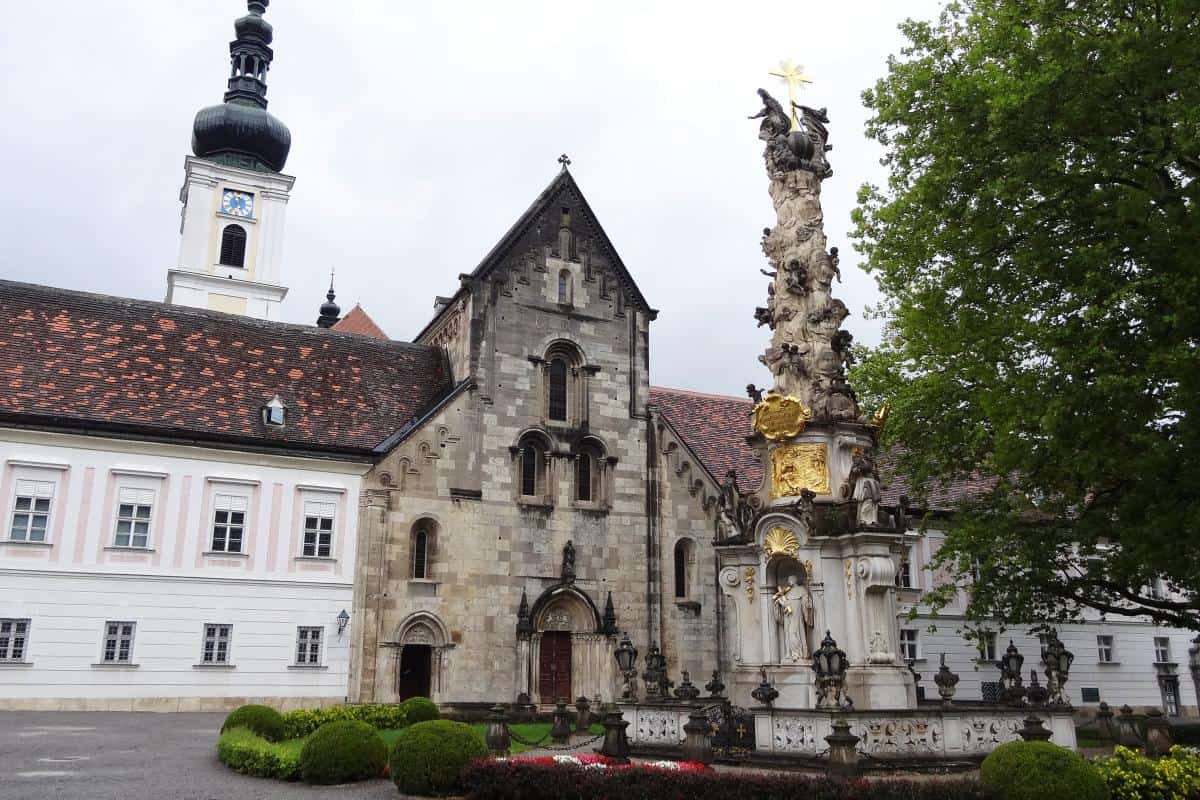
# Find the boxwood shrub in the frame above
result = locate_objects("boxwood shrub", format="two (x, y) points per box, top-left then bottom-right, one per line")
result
(390, 719), (486, 796)
(281, 703), (408, 739)
(463, 760), (995, 800)
(298, 719), (387, 785)
(400, 696), (440, 725)
(980, 741), (1108, 800)
(220, 704), (286, 742)
(217, 727), (302, 780)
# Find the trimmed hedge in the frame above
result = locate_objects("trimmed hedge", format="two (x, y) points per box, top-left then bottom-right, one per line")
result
(390, 719), (486, 796)
(299, 720), (387, 785)
(463, 760), (995, 800)
(217, 727), (303, 780)
(400, 696), (440, 725)
(281, 703), (408, 739)
(980, 741), (1108, 800)
(220, 704), (286, 743)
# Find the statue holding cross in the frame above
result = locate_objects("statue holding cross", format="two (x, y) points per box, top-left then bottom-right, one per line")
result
(748, 61), (833, 179)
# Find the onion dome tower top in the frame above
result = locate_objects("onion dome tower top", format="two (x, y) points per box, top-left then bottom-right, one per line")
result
(316, 275), (341, 328)
(191, 1), (292, 173)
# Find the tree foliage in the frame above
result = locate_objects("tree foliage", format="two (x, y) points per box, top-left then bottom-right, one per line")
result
(851, 0), (1200, 630)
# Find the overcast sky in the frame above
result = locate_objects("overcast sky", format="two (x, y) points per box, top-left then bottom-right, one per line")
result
(0, 0), (943, 396)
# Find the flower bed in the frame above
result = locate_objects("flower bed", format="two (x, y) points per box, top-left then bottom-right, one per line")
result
(462, 759), (994, 800)
(497, 753), (708, 771)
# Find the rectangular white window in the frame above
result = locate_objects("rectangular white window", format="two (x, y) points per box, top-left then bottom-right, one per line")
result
(302, 501), (335, 558)
(10, 480), (53, 542)
(0, 619), (30, 662)
(1154, 636), (1170, 664)
(1097, 635), (1115, 663)
(899, 629), (919, 661)
(211, 495), (247, 553)
(113, 488), (153, 548)
(101, 621), (136, 664)
(201, 624), (232, 664)
(979, 632), (997, 662)
(295, 626), (322, 665)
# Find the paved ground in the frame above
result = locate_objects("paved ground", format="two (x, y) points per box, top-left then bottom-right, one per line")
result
(0, 712), (399, 800)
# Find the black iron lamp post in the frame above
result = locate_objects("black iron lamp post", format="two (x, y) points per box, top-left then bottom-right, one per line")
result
(1041, 629), (1075, 707)
(614, 633), (639, 701)
(812, 631), (849, 709)
(997, 640), (1027, 705)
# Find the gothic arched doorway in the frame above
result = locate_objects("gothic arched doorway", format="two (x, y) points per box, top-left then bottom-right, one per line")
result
(393, 612), (450, 702)
(523, 585), (613, 705)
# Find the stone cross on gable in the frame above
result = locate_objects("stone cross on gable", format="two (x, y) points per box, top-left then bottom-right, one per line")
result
(558, 153), (571, 169)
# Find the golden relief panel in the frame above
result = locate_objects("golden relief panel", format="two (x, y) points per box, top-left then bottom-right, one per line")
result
(752, 392), (813, 442)
(770, 443), (830, 498)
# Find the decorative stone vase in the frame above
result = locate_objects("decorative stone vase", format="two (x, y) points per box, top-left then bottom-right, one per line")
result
(1115, 704), (1143, 749)
(674, 670), (701, 703)
(825, 716), (860, 779)
(704, 670), (726, 699)
(1026, 670), (1049, 706)
(550, 699), (572, 744)
(575, 696), (591, 731)
(1095, 702), (1115, 742)
(1018, 714), (1053, 742)
(751, 667), (779, 707)
(934, 653), (960, 707)
(598, 705), (631, 764)
(681, 708), (714, 765)
(1144, 707), (1174, 757)
(484, 704), (511, 756)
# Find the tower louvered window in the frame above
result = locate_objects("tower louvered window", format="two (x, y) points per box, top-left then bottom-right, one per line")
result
(219, 224), (247, 267)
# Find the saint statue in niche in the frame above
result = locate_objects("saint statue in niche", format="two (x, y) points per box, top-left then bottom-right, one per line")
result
(772, 574), (814, 662)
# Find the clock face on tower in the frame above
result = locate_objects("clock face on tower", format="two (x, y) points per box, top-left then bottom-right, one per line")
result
(221, 189), (254, 218)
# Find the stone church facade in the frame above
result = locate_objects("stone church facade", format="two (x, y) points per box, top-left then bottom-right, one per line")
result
(347, 168), (725, 709)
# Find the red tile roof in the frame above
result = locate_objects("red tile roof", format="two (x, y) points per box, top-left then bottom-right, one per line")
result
(650, 387), (764, 491)
(650, 386), (983, 511)
(0, 281), (450, 456)
(332, 304), (388, 340)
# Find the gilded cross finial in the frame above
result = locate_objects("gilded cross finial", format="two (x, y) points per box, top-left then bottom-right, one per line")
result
(769, 59), (813, 130)
(558, 153), (571, 169)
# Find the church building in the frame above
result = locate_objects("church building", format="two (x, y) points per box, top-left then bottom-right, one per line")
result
(1, 0), (1195, 721)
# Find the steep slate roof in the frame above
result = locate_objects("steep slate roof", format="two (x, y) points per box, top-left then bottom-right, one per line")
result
(332, 304), (389, 339)
(0, 280), (451, 457)
(415, 167), (655, 341)
(650, 386), (980, 512)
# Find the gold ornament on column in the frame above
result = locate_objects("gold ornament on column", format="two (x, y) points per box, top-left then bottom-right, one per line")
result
(770, 443), (830, 497)
(763, 527), (801, 560)
(752, 391), (813, 441)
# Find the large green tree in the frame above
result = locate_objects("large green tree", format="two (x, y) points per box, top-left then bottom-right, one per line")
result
(851, 0), (1200, 631)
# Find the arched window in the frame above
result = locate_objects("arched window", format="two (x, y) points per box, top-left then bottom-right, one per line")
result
(518, 448), (537, 496)
(558, 270), (571, 304)
(575, 452), (592, 502)
(219, 224), (247, 268)
(411, 520), (433, 579)
(674, 539), (695, 598)
(548, 359), (569, 422)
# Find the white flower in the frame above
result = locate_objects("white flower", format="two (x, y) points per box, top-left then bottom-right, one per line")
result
(553, 755), (581, 765)
(648, 760), (680, 770)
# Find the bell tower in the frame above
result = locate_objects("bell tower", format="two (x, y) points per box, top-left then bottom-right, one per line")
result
(166, 0), (293, 319)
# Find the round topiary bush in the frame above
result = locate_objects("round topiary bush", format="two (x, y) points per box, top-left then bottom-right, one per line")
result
(220, 704), (286, 743)
(298, 719), (387, 785)
(981, 740), (1109, 800)
(389, 719), (486, 796)
(400, 696), (440, 724)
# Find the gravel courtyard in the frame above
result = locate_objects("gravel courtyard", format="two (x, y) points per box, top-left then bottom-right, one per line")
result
(0, 711), (400, 800)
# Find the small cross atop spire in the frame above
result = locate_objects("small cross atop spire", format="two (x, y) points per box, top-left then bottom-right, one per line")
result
(558, 153), (572, 169)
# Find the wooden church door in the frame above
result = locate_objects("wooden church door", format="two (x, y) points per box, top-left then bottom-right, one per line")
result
(538, 632), (572, 702)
